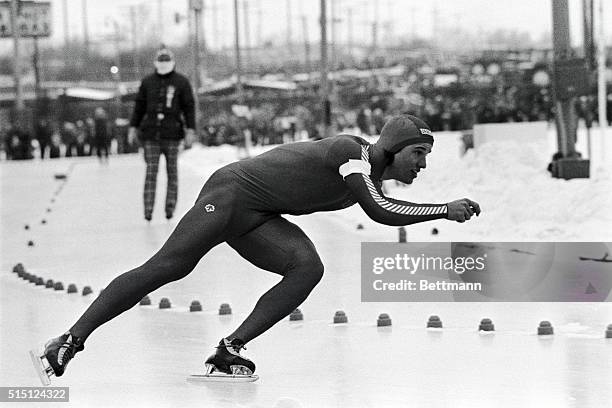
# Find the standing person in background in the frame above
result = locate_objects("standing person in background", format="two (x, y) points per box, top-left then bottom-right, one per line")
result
(61, 122), (78, 158)
(93, 108), (110, 163)
(35, 119), (53, 159)
(84, 117), (95, 156)
(128, 48), (196, 222)
(75, 120), (88, 157)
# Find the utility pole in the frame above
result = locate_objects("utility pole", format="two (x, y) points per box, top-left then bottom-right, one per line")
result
(320, 0), (330, 138)
(552, 0), (576, 158)
(371, 0), (378, 51)
(596, 0), (607, 160)
(10, 0), (24, 122)
(330, 0), (336, 67)
(286, 0), (292, 52)
(346, 7), (353, 61)
(301, 15), (311, 74)
(191, 0), (203, 130)
(243, 0), (251, 71)
(583, 0), (595, 71)
(233, 0), (244, 103)
(129, 6), (140, 77)
(62, 0), (69, 48)
(211, 0), (219, 50)
(549, 0), (590, 178)
(82, 0), (89, 53)
(33, 35), (41, 122)
(257, 0), (262, 49)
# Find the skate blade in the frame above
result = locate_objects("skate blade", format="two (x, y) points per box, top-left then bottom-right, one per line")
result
(187, 373), (259, 383)
(29, 349), (52, 386)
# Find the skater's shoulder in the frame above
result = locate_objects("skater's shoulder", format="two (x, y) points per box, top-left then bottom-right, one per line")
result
(329, 133), (370, 148)
(324, 133), (370, 155)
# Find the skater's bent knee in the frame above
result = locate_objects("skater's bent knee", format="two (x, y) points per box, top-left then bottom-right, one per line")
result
(290, 255), (324, 287)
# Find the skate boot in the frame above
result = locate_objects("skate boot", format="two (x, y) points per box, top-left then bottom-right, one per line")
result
(204, 338), (255, 376)
(30, 332), (84, 385)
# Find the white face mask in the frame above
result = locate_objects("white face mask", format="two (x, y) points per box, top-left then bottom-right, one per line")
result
(155, 61), (175, 75)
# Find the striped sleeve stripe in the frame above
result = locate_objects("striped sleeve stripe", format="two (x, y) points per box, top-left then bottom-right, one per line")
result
(360, 145), (447, 216)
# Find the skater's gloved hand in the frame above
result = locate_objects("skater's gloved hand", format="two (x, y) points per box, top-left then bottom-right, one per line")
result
(446, 198), (481, 223)
(184, 128), (196, 149)
(128, 127), (137, 145)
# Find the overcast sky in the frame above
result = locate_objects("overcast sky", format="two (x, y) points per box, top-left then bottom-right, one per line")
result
(2, 0), (610, 54)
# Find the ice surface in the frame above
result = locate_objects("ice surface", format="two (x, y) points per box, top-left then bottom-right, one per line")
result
(1, 128), (612, 407)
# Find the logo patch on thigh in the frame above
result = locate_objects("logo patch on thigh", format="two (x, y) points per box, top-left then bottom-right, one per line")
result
(205, 204), (215, 213)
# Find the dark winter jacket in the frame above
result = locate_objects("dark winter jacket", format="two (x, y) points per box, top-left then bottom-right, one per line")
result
(130, 70), (195, 141)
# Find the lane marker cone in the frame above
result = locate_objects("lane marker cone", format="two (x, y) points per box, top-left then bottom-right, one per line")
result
(538, 321), (553, 335)
(190, 300), (202, 312)
(377, 313), (392, 327)
(333, 310), (348, 324)
(289, 309), (303, 321)
(219, 303), (232, 315)
(427, 315), (443, 328)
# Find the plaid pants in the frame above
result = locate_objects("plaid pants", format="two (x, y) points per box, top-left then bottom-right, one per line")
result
(143, 139), (180, 217)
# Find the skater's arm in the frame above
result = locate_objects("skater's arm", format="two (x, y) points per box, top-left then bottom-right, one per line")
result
(328, 137), (480, 225)
(344, 174), (448, 226)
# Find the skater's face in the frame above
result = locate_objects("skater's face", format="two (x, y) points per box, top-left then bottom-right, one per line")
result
(382, 143), (432, 184)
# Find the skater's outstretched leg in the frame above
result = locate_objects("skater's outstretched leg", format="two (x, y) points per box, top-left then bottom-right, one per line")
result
(35, 168), (271, 382)
(227, 216), (324, 344)
(69, 170), (249, 342)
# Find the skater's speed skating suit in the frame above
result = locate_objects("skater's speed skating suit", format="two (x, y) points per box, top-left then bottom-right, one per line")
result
(70, 135), (447, 344)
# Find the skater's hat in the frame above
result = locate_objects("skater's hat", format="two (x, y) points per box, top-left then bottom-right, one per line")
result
(377, 114), (434, 154)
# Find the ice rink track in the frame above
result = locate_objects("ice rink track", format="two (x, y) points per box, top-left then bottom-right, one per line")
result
(2, 130), (612, 408)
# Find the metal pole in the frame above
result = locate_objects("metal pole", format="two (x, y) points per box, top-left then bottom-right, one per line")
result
(243, 0), (250, 70)
(233, 0), (243, 103)
(372, 0), (378, 50)
(583, 0), (594, 160)
(552, 0), (576, 158)
(63, 0), (69, 48)
(82, 0), (89, 52)
(130, 6), (139, 77)
(320, 0), (330, 138)
(330, 0), (336, 67)
(212, 0), (218, 50)
(347, 8), (353, 62)
(11, 0), (24, 121)
(33, 35), (40, 104)
(286, 0), (292, 51)
(597, 0), (607, 159)
(113, 21), (122, 118)
(301, 15), (311, 74)
(257, 0), (262, 49)
(193, 4), (202, 132)
(583, 0), (595, 70)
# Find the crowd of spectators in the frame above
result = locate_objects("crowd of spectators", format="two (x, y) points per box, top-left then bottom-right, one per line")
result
(3, 53), (609, 159)
(2, 108), (138, 161)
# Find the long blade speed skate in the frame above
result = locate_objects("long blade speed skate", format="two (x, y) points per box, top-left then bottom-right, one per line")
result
(187, 337), (259, 383)
(187, 364), (259, 383)
(30, 332), (84, 386)
(29, 348), (53, 386)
